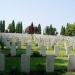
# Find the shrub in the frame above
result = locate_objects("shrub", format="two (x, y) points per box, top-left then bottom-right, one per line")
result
(35, 43), (38, 46)
(0, 41), (4, 50)
(31, 51), (42, 57)
(52, 45), (54, 49)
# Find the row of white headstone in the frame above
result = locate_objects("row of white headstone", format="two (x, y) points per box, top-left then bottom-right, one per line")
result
(1, 39), (74, 57)
(1, 35), (75, 56)
(0, 54), (75, 73)
(0, 35), (60, 56)
(10, 44), (60, 56)
(1, 34), (75, 52)
(1, 33), (75, 45)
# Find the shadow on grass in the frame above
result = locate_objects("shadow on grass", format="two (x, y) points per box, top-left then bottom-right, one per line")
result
(0, 53), (68, 75)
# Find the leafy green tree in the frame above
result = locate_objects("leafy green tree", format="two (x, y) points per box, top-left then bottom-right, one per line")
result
(8, 20), (15, 33)
(65, 23), (75, 36)
(16, 22), (22, 33)
(52, 28), (56, 35)
(8, 24), (12, 33)
(60, 26), (65, 35)
(45, 26), (50, 35)
(44, 24), (57, 35)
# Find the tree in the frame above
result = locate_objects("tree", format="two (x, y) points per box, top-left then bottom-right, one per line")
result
(2, 20), (5, 32)
(65, 23), (75, 36)
(52, 28), (56, 35)
(0, 21), (2, 32)
(28, 22), (34, 40)
(20, 22), (22, 33)
(34, 27), (38, 34)
(16, 22), (22, 33)
(37, 24), (41, 34)
(25, 22), (40, 34)
(29, 22), (34, 34)
(0, 20), (5, 32)
(60, 26), (65, 35)
(8, 24), (12, 32)
(12, 20), (15, 33)
(45, 26), (50, 35)
(8, 20), (15, 33)
(49, 24), (52, 35)
(44, 24), (57, 35)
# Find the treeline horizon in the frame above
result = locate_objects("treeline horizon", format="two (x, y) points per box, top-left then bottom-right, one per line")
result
(0, 20), (75, 36)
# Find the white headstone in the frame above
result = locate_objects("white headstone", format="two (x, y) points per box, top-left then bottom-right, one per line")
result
(17, 41), (21, 49)
(46, 55), (54, 72)
(2, 37), (7, 44)
(26, 45), (32, 56)
(21, 54), (30, 73)
(6, 41), (11, 48)
(48, 40), (51, 49)
(68, 55), (75, 71)
(10, 42), (16, 56)
(66, 46), (72, 55)
(40, 46), (46, 56)
(73, 43), (75, 50)
(64, 42), (67, 51)
(39, 38), (44, 48)
(46, 39), (51, 50)
(2, 37), (10, 48)
(54, 46), (59, 56)
(0, 54), (5, 71)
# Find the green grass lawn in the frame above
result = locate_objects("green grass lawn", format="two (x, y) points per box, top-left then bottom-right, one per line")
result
(1, 56), (75, 75)
(0, 42), (75, 75)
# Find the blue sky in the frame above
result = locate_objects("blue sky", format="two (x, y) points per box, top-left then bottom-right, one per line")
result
(0, 0), (75, 33)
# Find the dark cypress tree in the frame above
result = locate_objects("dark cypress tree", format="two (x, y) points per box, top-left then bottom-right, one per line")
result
(20, 22), (22, 33)
(44, 24), (57, 35)
(2, 20), (5, 32)
(37, 24), (41, 34)
(12, 20), (15, 33)
(8, 24), (12, 33)
(0, 21), (2, 32)
(16, 22), (22, 33)
(60, 26), (65, 35)
(8, 20), (15, 33)
(49, 24), (53, 35)
(45, 26), (50, 35)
